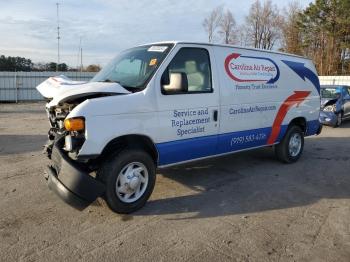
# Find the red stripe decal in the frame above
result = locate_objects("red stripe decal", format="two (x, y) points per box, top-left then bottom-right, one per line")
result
(267, 91), (311, 145)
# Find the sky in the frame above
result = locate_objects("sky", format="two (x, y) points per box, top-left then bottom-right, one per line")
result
(0, 0), (313, 68)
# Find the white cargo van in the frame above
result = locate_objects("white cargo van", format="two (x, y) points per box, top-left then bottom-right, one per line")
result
(37, 41), (322, 213)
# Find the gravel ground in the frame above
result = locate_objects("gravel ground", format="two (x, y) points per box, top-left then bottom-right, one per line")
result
(0, 102), (349, 262)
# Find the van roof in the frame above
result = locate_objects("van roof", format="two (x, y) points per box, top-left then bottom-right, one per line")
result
(141, 41), (310, 60)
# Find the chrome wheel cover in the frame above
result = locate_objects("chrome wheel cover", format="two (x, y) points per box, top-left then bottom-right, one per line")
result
(115, 162), (149, 203)
(288, 133), (302, 157)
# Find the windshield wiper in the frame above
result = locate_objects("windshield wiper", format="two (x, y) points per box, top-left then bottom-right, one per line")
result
(98, 79), (119, 83)
(121, 85), (143, 93)
(97, 80), (141, 93)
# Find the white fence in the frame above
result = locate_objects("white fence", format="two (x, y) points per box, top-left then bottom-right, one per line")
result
(0, 72), (349, 102)
(319, 76), (350, 86)
(0, 71), (96, 102)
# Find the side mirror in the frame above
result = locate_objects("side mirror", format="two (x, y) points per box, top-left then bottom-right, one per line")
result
(162, 72), (188, 94)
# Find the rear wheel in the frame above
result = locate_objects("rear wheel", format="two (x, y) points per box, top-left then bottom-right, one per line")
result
(275, 125), (304, 163)
(97, 148), (156, 214)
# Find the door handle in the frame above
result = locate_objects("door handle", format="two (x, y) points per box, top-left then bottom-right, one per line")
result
(213, 110), (218, 122)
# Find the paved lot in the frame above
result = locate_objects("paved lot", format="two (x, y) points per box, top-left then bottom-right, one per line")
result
(0, 102), (349, 262)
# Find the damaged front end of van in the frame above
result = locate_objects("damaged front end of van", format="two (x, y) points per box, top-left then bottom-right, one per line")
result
(38, 76), (130, 209)
(37, 44), (173, 212)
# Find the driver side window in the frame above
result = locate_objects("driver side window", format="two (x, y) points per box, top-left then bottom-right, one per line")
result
(161, 48), (212, 94)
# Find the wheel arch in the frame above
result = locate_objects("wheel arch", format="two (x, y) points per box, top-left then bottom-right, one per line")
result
(99, 134), (159, 165)
(288, 117), (307, 133)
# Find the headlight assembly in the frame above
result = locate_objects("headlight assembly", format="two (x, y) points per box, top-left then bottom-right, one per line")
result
(323, 105), (335, 112)
(64, 117), (85, 131)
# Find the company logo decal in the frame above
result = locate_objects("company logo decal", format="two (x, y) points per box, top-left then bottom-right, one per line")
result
(225, 53), (280, 84)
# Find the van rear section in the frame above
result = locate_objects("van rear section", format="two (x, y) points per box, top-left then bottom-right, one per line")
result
(211, 45), (321, 162)
(37, 41), (321, 214)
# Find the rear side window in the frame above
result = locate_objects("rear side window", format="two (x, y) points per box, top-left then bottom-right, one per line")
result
(161, 48), (212, 94)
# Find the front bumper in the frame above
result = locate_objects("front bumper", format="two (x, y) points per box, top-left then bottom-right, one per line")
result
(319, 111), (337, 126)
(45, 139), (105, 210)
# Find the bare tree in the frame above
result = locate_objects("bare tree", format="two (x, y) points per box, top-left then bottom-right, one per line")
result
(219, 9), (236, 44)
(85, 64), (101, 72)
(280, 1), (303, 55)
(245, 0), (282, 50)
(202, 6), (223, 43)
(236, 25), (250, 47)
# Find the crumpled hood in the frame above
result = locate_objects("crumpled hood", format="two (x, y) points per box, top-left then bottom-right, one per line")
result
(36, 75), (131, 107)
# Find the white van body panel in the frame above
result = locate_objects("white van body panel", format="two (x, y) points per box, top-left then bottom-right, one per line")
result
(38, 41), (321, 167)
(68, 89), (159, 156)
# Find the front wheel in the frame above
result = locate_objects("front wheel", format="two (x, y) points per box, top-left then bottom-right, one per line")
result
(334, 112), (343, 127)
(97, 148), (156, 214)
(274, 125), (304, 163)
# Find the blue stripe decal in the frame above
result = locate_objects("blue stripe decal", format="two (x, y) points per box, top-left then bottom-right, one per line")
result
(156, 120), (319, 166)
(156, 126), (284, 166)
(306, 120), (320, 136)
(217, 126), (273, 154)
(156, 134), (217, 166)
(281, 60), (320, 94)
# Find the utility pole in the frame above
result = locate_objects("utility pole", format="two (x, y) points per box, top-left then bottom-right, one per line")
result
(56, 2), (60, 72)
(77, 37), (83, 72)
(80, 46), (83, 72)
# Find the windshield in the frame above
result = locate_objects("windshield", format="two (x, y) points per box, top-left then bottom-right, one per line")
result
(91, 44), (173, 91)
(321, 87), (340, 99)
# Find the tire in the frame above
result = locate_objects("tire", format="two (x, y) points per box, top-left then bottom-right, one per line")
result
(97, 148), (156, 214)
(274, 125), (304, 163)
(334, 112), (343, 127)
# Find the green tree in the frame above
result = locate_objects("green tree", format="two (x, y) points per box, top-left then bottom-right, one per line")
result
(46, 62), (68, 71)
(298, 0), (350, 75)
(47, 62), (57, 71)
(0, 55), (33, 71)
(58, 63), (68, 71)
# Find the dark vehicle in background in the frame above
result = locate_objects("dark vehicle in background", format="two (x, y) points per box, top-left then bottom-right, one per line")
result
(319, 85), (350, 127)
